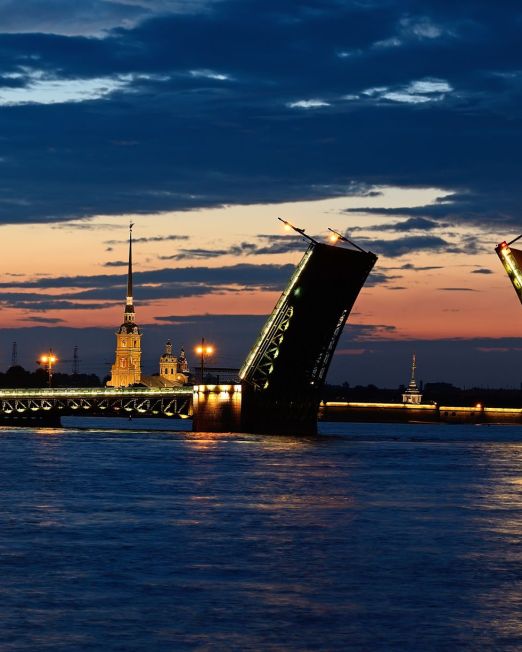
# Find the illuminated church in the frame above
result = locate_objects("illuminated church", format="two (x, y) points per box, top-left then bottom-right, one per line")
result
(107, 223), (190, 388)
(107, 223), (142, 387)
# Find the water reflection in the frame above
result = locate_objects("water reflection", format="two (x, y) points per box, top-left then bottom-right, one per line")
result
(0, 423), (522, 650)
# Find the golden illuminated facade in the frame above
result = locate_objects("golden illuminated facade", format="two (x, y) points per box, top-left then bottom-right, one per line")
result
(107, 223), (142, 387)
(159, 341), (190, 385)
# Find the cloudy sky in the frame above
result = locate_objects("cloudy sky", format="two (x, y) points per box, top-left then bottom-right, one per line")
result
(0, 0), (521, 386)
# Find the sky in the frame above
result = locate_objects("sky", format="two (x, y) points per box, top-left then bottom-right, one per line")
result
(0, 0), (521, 387)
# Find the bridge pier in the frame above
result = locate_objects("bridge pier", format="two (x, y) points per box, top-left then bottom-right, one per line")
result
(191, 383), (318, 435)
(191, 384), (242, 433)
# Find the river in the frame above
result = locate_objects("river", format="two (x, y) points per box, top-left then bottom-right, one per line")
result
(2, 420), (522, 650)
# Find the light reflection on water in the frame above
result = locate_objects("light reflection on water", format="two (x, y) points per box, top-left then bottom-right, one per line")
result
(2, 421), (522, 650)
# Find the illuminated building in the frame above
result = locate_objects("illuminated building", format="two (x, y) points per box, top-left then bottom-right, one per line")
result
(107, 223), (142, 387)
(496, 239), (522, 305)
(159, 340), (190, 385)
(402, 353), (422, 404)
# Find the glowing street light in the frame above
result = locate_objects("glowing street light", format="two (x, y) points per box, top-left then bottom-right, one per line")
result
(38, 349), (58, 387)
(195, 338), (214, 383)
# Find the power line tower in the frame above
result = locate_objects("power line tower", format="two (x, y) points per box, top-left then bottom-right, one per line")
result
(72, 345), (80, 375)
(11, 341), (18, 367)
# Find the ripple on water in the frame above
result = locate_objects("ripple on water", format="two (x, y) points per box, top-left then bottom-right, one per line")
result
(1, 421), (522, 650)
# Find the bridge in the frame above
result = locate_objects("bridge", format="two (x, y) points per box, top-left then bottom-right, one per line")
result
(496, 235), (522, 304)
(0, 386), (193, 425)
(0, 229), (377, 434)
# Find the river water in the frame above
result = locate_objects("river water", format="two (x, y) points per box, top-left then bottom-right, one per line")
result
(2, 420), (522, 651)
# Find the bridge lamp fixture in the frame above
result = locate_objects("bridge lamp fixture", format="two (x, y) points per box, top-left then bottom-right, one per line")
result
(195, 338), (214, 383)
(38, 349), (58, 387)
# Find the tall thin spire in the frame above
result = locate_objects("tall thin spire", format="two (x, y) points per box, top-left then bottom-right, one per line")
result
(124, 221), (135, 324)
(402, 352), (422, 404)
(409, 352), (417, 388)
(127, 221), (133, 305)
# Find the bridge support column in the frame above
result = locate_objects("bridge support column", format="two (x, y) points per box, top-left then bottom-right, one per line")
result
(192, 384), (242, 433)
(239, 383), (318, 436)
(191, 383), (318, 435)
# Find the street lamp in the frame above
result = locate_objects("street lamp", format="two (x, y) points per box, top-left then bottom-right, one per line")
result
(39, 349), (57, 387)
(195, 338), (214, 384)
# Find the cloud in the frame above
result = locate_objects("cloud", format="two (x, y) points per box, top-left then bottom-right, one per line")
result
(357, 234), (458, 258)
(0, 0), (518, 232)
(437, 287), (477, 292)
(351, 216), (442, 232)
(471, 268), (493, 274)
(287, 99), (330, 109)
(399, 263), (443, 271)
(0, 263), (297, 308)
(0, 0), (218, 36)
(105, 234), (190, 245)
(18, 315), (65, 324)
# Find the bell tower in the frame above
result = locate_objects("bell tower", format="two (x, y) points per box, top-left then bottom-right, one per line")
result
(107, 222), (142, 387)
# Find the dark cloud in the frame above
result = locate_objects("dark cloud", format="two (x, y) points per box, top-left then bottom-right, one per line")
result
(358, 235), (454, 258)
(471, 267), (493, 274)
(437, 287), (477, 292)
(0, 263), (297, 308)
(399, 263), (443, 271)
(160, 235), (313, 260)
(105, 234), (190, 245)
(351, 217), (443, 232)
(102, 260), (128, 267)
(18, 315), (64, 324)
(0, 0), (518, 230)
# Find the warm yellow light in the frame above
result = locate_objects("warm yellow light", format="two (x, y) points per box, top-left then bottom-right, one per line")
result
(195, 346), (203, 354)
(41, 355), (48, 363)
(206, 346), (214, 355)
(329, 233), (339, 243)
(283, 223), (292, 232)
(476, 403), (482, 409)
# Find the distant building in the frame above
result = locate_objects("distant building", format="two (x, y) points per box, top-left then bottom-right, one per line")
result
(158, 340), (190, 385)
(107, 223), (142, 387)
(402, 353), (422, 404)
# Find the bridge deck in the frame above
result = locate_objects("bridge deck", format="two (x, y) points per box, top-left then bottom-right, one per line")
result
(0, 386), (194, 419)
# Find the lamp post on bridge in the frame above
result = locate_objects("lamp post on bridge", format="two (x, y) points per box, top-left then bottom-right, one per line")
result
(195, 338), (214, 384)
(38, 349), (58, 388)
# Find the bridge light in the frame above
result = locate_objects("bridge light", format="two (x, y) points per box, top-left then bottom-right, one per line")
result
(195, 338), (215, 383)
(38, 348), (58, 388)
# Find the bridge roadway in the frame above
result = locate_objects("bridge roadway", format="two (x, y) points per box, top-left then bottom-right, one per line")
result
(0, 386), (194, 421)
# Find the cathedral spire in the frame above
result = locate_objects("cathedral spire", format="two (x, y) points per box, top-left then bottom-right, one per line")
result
(124, 222), (135, 323)
(127, 221), (133, 303)
(107, 221), (142, 387)
(409, 352), (417, 390)
(402, 352), (422, 404)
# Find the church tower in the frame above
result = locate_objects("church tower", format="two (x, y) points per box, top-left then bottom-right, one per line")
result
(107, 223), (142, 387)
(402, 352), (422, 404)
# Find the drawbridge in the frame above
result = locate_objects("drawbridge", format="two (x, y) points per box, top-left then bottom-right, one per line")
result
(235, 224), (377, 434)
(496, 235), (522, 304)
